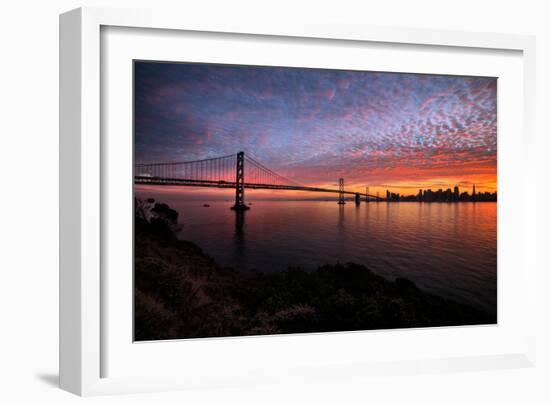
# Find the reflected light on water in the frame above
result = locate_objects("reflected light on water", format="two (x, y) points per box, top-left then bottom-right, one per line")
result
(136, 194), (496, 314)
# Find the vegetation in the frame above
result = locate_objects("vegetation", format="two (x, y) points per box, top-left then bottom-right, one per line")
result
(134, 198), (495, 341)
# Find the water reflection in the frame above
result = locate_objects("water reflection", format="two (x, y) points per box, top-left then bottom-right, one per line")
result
(233, 210), (246, 267)
(338, 204), (345, 230)
(234, 209), (246, 238)
(138, 196), (497, 313)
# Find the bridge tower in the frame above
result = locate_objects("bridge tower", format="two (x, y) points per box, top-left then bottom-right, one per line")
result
(338, 178), (346, 204)
(365, 186), (370, 202)
(231, 151), (250, 211)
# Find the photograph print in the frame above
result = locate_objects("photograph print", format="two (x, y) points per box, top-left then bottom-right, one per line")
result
(133, 61), (497, 341)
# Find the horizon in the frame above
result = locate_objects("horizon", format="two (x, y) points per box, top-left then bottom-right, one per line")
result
(135, 183), (495, 202)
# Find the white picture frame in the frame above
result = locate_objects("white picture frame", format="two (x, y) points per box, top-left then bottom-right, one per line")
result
(59, 6), (537, 396)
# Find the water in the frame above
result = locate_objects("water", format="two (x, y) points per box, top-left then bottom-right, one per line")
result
(139, 196), (497, 313)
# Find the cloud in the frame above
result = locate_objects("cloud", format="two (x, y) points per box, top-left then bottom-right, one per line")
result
(134, 62), (497, 194)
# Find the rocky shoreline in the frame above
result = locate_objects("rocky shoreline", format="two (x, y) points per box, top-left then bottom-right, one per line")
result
(134, 199), (495, 341)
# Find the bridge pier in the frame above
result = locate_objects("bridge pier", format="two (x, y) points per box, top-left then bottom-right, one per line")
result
(338, 178), (346, 204)
(231, 151), (250, 211)
(355, 193), (361, 205)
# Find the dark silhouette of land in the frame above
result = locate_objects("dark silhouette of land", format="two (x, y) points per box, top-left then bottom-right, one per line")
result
(134, 198), (495, 341)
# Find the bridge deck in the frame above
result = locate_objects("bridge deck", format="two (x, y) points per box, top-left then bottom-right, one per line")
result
(134, 176), (380, 199)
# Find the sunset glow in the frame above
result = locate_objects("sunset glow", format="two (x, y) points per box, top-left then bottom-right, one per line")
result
(135, 62), (497, 198)
(134, 61), (498, 339)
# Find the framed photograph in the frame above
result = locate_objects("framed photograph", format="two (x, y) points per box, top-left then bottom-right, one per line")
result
(60, 7), (537, 396)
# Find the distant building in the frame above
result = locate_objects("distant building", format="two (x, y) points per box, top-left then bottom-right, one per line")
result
(424, 189), (433, 202)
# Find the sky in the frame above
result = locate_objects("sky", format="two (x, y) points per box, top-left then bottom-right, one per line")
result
(134, 61), (497, 199)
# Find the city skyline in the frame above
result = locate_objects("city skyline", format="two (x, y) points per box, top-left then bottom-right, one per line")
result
(385, 183), (496, 203)
(135, 62), (497, 198)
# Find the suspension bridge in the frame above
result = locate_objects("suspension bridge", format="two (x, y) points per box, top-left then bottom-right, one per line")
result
(135, 152), (381, 210)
